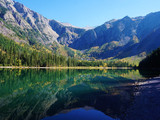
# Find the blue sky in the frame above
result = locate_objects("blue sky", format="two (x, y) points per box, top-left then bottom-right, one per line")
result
(14, 0), (160, 27)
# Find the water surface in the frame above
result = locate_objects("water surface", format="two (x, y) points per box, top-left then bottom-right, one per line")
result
(0, 69), (149, 120)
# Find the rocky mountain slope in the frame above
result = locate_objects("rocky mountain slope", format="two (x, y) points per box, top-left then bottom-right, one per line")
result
(67, 12), (160, 59)
(0, 0), (86, 45)
(0, 0), (86, 57)
(0, 0), (160, 59)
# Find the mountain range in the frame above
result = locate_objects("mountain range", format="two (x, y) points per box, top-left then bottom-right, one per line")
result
(0, 0), (160, 60)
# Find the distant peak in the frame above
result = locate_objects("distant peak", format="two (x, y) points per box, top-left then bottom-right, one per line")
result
(60, 22), (82, 29)
(60, 22), (93, 30)
(61, 22), (76, 27)
(83, 26), (94, 30)
(123, 16), (131, 20)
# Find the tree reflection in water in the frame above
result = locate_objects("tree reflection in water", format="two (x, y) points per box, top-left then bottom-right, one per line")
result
(0, 69), (146, 120)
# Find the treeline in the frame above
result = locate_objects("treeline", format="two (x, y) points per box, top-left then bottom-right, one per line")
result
(0, 34), (104, 67)
(139, 48), (160, 68)
(107, 61), (133, 67)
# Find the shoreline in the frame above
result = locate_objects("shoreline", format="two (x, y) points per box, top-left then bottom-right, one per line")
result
(0, 66), (134, 69)
(124, 77), (160, 120)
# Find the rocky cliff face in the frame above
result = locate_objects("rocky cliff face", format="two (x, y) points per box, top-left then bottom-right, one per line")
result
(0, 0), (85, 46)
(0, 0), (58, 44)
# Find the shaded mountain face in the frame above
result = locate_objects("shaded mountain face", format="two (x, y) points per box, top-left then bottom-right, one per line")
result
(117, 27), (160, 58)
(67, 12), (160, 59)
(69, 16), (139, 50)
(49, 20), (86, 45)
(0, 0), (160, 59)
(137, 12), (160, 40)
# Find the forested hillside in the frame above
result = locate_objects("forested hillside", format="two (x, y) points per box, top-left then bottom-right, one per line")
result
(0, 34), (107, 67)
(0, 34), (67, 66)
(139, 48), (160, 68)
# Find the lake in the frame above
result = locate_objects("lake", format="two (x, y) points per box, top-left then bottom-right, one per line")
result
(0, 69), (159, 120)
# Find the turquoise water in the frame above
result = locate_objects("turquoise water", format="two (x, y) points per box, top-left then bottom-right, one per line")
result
(0, 69), (147, 120)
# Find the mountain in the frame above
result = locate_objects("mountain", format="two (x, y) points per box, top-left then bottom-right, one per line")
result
(117, 27), (160, 58)
(0, 0), (86, 57)
(68, 17), (141, 58)
(0, 0), (86, 45)
(49, 20), (85, 46)
(69, 16), (139, 50)
(0, 0), (58, 44)
(0, 0), (160, 60)
(66, 13), (160, 59)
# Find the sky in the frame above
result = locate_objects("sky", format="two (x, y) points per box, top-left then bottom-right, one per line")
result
(14, 0), (160, 27)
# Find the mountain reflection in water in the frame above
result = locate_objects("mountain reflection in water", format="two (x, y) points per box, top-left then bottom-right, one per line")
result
(43, 108), (116, 120)
(0, 69), (147, 120)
